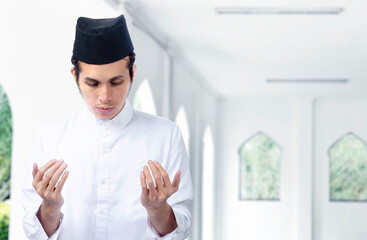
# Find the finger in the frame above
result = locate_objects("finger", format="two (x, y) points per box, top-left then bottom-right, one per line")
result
(53, 171), (69, 195)
(172, 170), (181, 192)
(34, 159), (57, 182)
(154, 161), (172, 189)
(46, 163), (68, 193)
(32, 163), (38, 179)
(143, 166), (157, 196)
(39, 160), (64, 191)
(140, 171), (149, 196)
(148, 160), (164, 189)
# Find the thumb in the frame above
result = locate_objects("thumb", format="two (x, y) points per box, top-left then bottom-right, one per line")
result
(172, 170), (181, 192)
(32, 163), (38, 179)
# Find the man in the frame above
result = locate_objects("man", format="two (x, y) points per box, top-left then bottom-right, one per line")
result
(22, 15), (193, 240)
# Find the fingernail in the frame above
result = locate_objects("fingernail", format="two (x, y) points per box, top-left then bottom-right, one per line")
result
(148, 160), (153, 164)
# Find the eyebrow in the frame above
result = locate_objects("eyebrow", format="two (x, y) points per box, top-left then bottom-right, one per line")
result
(84, 75), (124, 82)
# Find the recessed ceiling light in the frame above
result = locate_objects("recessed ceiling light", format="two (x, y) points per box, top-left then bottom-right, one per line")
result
(215, 7), (344, 15)
(267, 79), (349, 83)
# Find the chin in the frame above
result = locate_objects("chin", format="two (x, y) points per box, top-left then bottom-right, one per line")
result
(95, 112), (114, 120)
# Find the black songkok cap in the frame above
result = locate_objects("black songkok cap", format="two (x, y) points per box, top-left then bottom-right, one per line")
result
(72, 15), (134, 65)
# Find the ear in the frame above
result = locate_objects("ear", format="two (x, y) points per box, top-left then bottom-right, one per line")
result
(131, 64), (137, 82)
(71, 68), (80, 86)
(71, 68), (77, 80)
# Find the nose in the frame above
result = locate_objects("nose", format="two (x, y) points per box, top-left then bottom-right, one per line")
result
(98, 85), (112, 104)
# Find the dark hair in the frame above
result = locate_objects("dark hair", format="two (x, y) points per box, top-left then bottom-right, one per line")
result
(71, 52), (136, 83)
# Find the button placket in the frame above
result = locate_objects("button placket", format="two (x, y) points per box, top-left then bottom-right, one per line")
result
(95, 132), (111, 238)
(102, 123), (110, 132)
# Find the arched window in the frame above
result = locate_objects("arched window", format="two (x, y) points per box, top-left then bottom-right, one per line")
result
(201, 126), (214, 240)
(0, 84), (12, 238)
(132, 79), (157, 115)
(175, 107), (190, 155)
(329, 132), (367, 201)
(239, 132), (281, 200)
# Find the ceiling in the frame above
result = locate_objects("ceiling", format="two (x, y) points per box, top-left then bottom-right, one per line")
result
(117, 0), (367, 96)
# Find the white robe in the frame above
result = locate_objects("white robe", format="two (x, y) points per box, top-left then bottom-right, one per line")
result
(22, 100), (193, 240)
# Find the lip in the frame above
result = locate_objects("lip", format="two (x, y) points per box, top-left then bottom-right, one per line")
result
(96, 107), (114, 114)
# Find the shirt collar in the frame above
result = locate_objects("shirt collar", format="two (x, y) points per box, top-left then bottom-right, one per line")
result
(82, 99), (134, 133)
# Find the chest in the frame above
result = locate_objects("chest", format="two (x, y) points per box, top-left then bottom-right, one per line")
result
(46, 130), (169, 207)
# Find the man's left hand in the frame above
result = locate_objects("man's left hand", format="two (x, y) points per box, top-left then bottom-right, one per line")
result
(140, 160), (180, 212)
(140, 160), (180, 236)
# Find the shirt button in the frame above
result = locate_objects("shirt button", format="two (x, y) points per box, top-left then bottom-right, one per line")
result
(101, 179), (106, 184)
(104, 125), (109, 131)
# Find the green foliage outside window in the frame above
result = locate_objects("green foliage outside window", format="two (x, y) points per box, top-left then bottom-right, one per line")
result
(0, 84), (11, 239)
(329, 133), (367, 201)
(0, 203), (9, 240)
(239, 132), (281, 200)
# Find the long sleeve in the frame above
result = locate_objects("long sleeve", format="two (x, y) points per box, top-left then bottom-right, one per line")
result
(146, 124), (194, 239)
(21, 125), (63, 240)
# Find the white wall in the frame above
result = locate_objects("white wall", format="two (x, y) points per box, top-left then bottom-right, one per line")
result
(128, 25), (170, 117)
(313, 97), (367, 240)
(217, 96), (314, 240)
(170, 61), (218, 240)
(0, 1), (119, 239)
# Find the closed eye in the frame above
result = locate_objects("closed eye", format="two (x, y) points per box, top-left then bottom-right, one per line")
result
(84, 78), (99, 87)
(87, 82), (98, 87)
(111, 81), (123, 86)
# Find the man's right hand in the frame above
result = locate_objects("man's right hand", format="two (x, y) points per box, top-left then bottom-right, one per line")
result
(32, 159), (69, 236)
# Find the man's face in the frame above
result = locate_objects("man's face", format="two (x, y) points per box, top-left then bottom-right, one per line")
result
(72, 57), (135, 120)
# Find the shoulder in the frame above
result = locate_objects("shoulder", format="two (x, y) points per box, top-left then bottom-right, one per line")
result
(36, 109), (83, 139)
(131, 110), (182, 139)
(132, 110), (177, 130)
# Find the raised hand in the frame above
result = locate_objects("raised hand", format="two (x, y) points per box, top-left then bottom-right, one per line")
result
(32, 159), (69, 236)
(140, 160), (180, 236)
(32, 159), (69, 210)
(140, 160), (180, 211)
